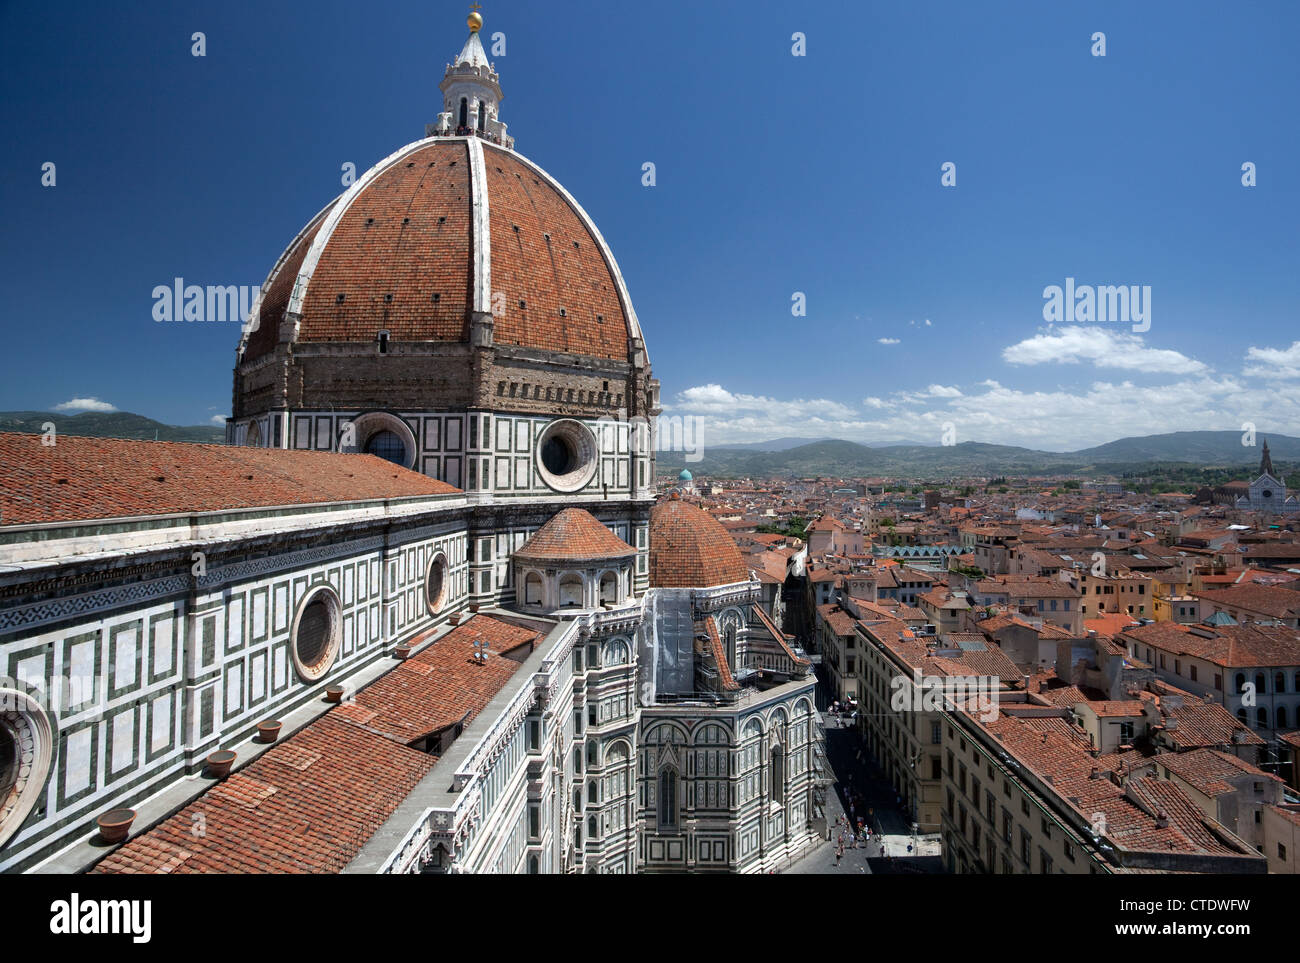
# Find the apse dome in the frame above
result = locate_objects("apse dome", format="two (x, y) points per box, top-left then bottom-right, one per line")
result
(648, 492), (750, 589)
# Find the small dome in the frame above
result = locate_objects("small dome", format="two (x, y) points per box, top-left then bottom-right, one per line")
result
(514, 508), (636, 562)
(677, 469), (693, 481)
(649, 493), (748, 588)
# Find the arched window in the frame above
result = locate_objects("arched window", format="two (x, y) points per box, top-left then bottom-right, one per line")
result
(1257, 708), (1268, 729)
(1236, 673), (1248, 694)
(573, 787), (582, 812)
(588, 815), (598, 841)
(572, 746), (582, 773)
(476, 101), (485, 131)
(771, 745), (785, 804)
(1276, 672), (1287, 694)
(245, 421), (260, 447)
(1279, 706), (1289, 729)
(725, 622), (737, 668)
(458, 97), (468, 128)
(1237, 708), (1248, 725)
(1256, 672), (1267, 694)
(587, 781), (598, 804)
(524, 572), (543, 606)
(599, 572), (618, 604)
(657, 768), (678, 832)
(559, 575), (583, 607)
(528, 856), (539, 875)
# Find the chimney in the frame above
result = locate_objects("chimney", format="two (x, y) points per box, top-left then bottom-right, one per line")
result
(1155, 811), (1169, 829)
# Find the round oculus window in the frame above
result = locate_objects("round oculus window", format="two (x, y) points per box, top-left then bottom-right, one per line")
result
(426, 553), (449, 615)
(365, 429), (408, 467)
(0, 724), (16, 796)
(535, 419), (598, 493)
(0, 691), (54, 850)
(291, 587), (342, 682)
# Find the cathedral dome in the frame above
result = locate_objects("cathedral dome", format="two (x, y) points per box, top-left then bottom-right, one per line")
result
(648, 492), (750, 589)
(237, 136), (641, 364)
(232, 13), (656, 438)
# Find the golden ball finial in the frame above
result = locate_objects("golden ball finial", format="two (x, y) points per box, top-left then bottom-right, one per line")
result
(467, 9), (483, 32)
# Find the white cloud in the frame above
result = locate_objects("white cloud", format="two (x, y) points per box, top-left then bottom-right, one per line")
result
(668, 375), (1300, 450)
(1002, 326), (1207, 375)
(877, 337), (900, 345)
(1244, 341), (1300, 380)
(53, 397), (116, 413)
(210, 415), (228, 426)
(671, 384), (857, 420)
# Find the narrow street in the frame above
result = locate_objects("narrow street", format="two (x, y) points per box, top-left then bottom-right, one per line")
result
(784, 711), (944, 875)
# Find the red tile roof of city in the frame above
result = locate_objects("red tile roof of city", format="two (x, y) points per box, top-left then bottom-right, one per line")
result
(0, 432), (458, 526)
(513, 507), (637, 562)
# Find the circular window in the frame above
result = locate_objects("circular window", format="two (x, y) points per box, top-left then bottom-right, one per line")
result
(291, 587), (342, 682)
(365, 430), (407, 466)
(0, 725), (16, 796)
(535, 419), (598, 493)
(426, 553), (449, 615)
(0, 690), (54, 850)
(342, 411), (417, 470)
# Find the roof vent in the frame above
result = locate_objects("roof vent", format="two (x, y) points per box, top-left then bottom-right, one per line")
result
(384, 293), (393, 303)
(402, 217), (410, 225)
(432, 292), (441, 303)
(335, 293), (345, 304)
(559, 307), (567, 318)
(365, 217), (374, 226)
(438, 216), (446, 224)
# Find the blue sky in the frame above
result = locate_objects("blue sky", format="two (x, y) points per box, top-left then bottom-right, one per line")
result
(2, 0), (1298, 450)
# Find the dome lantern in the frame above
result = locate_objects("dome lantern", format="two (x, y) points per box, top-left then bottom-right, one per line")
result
(429, 6), (513, 149)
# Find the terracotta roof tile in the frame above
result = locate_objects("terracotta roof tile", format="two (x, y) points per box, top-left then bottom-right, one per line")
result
(649, 493), (749, 588)
(0, 432), (458, 526)
(514, 508), (636, 562)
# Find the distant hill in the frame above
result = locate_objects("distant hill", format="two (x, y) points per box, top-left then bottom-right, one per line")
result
(711, 437), (833, 452)
(1070, 431), (1300, 464)
(0, 410), (225, 444)
(658, 430), (1300, 479)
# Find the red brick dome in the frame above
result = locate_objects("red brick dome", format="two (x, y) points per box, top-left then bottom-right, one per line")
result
(514, 508), (636, 563)
(238, 137), (643, 365)
(649, 493), (750, 589)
